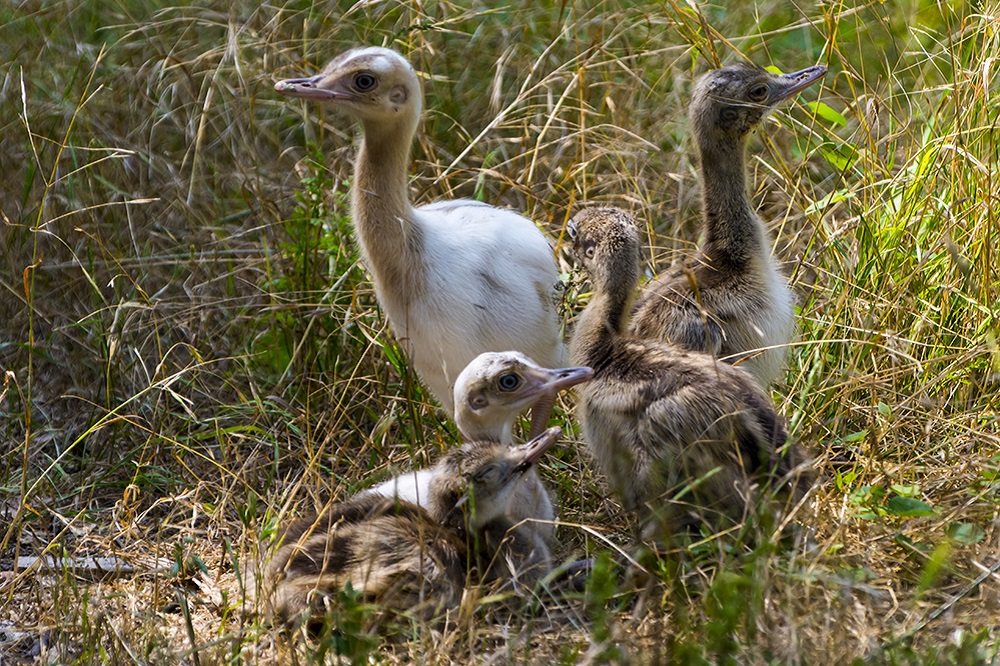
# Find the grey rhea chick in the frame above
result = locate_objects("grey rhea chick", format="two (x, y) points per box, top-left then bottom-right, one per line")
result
(567, 207), (811, 539)
(427, 425), (565, 588)
(629, 62), (827, 387)
(274, 48), (565, 417)
(266, 427), (563, 624)
(452, 351), (593, 547)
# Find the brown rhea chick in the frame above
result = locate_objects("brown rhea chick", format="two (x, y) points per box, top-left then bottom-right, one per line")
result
(567, 207), (811, 539)
(427, 426), (564, 588)
(629, 62), (827, 387)
(265, 494), (467, 626)
(453, 351), (593, 546)
(266, 427), (563, 625)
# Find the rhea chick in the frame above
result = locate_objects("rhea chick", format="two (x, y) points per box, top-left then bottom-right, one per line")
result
(629, 62), (827, 387)
(429, 426), (564, 585)
(371, 352), (591, 549)
(567, 207), (810, 538)
(265, 493), (466, 625)
(266, 427), (564, 623)
(370, 405), (574, 580)
(452, 351), (593, 544)
(275, 48), (565, 416)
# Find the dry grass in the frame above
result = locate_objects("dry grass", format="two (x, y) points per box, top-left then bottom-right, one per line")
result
(2, 0), (999, 663)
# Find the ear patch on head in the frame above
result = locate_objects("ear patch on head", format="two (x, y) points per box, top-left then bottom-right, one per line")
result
(390, 85), (409, 105)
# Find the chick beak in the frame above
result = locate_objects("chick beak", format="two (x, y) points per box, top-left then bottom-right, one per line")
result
(528, 366), (594, 438)
(769, 65), (828, 105)
(274, 74), (341, 101)
(512, 426), (562, 474)
(544, 365), (595, 393)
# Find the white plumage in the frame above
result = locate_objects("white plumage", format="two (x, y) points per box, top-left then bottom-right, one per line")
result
(372, 351), (592, 547)
(275, 48), (565, 415)
(368, 468), (436, 507)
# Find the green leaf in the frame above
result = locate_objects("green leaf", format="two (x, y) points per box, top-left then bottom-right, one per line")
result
(946, 522), (986, 544)
(819, 141), (859, 171)
(886, 495), (935, 517)
(890, 484), (921, 497)
(808, 100), (847, 126)
(835, 430), (868, 445)
(804, 188), (855, 215)
(849, 484), (888, 519)
(895, 533), (933, 554)
(916, 542), (952, 594)
(833, 468), (858, 491)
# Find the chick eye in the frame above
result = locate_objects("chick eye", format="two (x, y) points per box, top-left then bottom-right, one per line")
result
(353, 72), (377, 91)
(497, 373), (520, 391)
(583, 242), (597, 259)
(748, 84), (768, 102)
(473, 464), (498, 485)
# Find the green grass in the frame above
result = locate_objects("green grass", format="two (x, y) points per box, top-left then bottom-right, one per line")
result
(2, 0), (999, 663)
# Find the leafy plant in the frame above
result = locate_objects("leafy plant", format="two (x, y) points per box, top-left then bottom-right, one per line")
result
(255, 153), (363, 384)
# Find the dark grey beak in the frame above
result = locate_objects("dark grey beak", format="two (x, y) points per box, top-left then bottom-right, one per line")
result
(541, 365), (594, 393)
(528, 366), (593, 439)
(513, 426), (562, 473)
(770, 65), (828, 104)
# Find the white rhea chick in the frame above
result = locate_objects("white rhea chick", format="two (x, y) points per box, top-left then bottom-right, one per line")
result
(371, 352), (592, 546)
(453, 351), (593, 543)
(275, 48), (566, 416)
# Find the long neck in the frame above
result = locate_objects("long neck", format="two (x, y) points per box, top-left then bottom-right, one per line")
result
(569, 261), (636, 368)
(697, 136), (768, 267)
(456, 415), (513, 445)
(352, 118), (424, 297)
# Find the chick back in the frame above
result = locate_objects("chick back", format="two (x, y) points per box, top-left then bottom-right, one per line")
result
(265, 494), (467, 623)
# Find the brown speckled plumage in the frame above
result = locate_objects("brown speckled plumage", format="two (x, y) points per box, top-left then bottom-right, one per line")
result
(266, 494), (466, 624)
(629, 62), (827, 387)
(265, 428), (561, 623)
(425, 433), (558, 584)
(567, 207), (811, 538)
